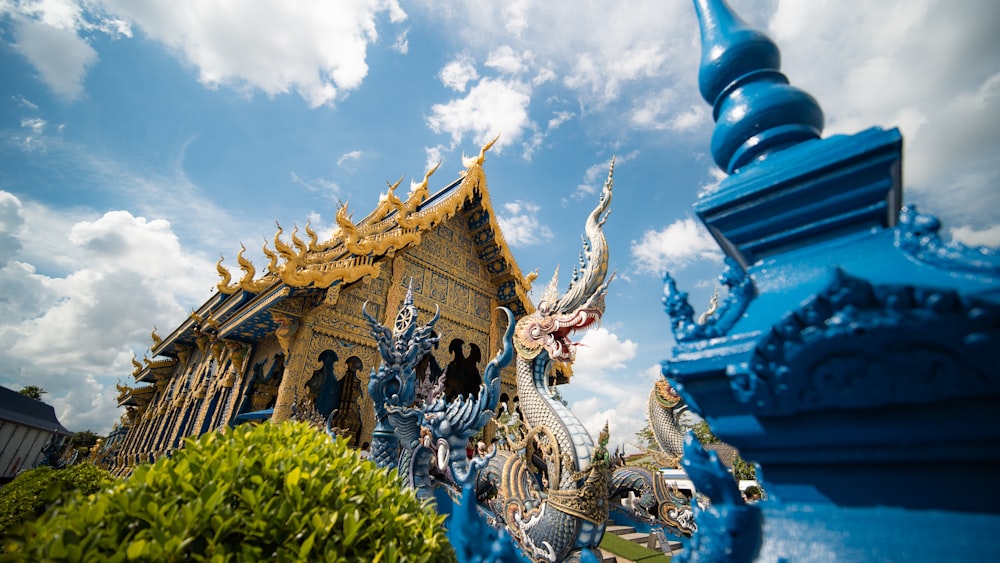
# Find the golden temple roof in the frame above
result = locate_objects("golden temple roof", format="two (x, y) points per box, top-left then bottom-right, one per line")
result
(148, 138), (534, 359)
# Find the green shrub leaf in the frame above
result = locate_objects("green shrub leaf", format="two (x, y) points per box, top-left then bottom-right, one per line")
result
(7, 422), (456, 562)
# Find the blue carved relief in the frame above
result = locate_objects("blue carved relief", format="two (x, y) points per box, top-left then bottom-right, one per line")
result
(659, 0), (1000, 560)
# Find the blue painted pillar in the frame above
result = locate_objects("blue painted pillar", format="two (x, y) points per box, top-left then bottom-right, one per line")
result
(661, 1), (1000, 560)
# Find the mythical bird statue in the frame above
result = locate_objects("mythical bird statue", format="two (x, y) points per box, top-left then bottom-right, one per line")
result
(476, 160), (616, 563)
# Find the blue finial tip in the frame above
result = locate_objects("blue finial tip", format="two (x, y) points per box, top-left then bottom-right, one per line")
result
(694, 0), (824, 173)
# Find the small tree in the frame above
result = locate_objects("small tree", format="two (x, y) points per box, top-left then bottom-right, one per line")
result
(633, 421), (660, 452)
(687, 419), (720, 445)
(70, 431), (100, 454)
(683, 419), (756, 481)
(17, 386), (45, 401)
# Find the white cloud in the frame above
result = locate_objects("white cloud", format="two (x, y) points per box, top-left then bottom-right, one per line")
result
(559, 327), (656, 452)
(20, 117), (46, 134)
(6, 0), (407, 107)
(496, 200), (553, 247)
(574, 327), (638, 373)
(427, 77), (532, 153)
(337, 149), (363, 168)
(304, 211), (338, 243)
(101, 0), (407, 108)
(14, 95), (40, 110)
(416, 0), (702, 105)
(438, 56), (479, 92)
(631, 217), (723, 275)
(630, 88), (710, 133)
(770, 0), (1000, 228)
(2, 0), (129, 99)
(950, 224), (1000, 248)
(392, 28), (409, 54)
(570, 151), (637, 202)
(0, 193), (217, 433)
(572, 158), (615, 200)
(424, 145), (445, 175)
(547, 111), (574, 130)
(290, 171), (341, 199)
(12, 18), (98, 100)
(0, 192), (26, 265)
(485, 45), (527, 75)
(697, 167), (728, 198)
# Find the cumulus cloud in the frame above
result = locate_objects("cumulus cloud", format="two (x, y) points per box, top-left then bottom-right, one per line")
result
(4, 0), (406, 107)
(496, 200), (553, 247)
(413, 0), (724, 154)
(97, 0), (407, 107)
(631, 217), (723, 275)
(0, 192), (27, 265)
(771, 0), (1000, 228)
(12, 18), (98, 100)
(950, 224), (1000, 248)
(485, 45), (528, 75)
(427, 77), (532, 152)
(574, 327), (638, 373)
(0, 193), (216, 433)
(560, 328), (657, 451)
(416, 0), (704, 105)
(2, 0), (127, 100)
(438, 56), (479, 92)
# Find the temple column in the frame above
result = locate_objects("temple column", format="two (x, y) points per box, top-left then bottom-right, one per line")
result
(270, 312), (307, 422)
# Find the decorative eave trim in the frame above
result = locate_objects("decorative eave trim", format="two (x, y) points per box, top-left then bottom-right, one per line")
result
(217, 285), (292, 339)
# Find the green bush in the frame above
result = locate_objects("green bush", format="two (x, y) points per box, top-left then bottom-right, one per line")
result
(2, 422), (455, 562)
(0, 463), (114, 538)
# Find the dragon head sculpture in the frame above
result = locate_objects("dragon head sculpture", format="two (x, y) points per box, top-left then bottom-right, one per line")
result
(514, 158), (615, 363)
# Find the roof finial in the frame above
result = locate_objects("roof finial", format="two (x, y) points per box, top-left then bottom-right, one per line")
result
(694, 0), (824, 173)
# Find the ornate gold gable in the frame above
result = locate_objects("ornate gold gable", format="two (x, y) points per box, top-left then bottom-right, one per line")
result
(214, 137), (534, 310)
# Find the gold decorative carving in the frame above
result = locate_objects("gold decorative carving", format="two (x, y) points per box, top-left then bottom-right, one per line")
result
(210, 340), (226, 364)
(175, 344), (191, 366)
(272, 311), (300, 357)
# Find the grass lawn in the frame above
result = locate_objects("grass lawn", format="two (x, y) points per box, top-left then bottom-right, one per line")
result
(598, 531), (671, 562)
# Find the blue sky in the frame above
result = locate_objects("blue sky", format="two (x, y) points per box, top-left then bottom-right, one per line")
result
(1, 0), (998, 448)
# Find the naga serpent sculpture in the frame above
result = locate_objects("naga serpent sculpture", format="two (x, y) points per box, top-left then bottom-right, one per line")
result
(648, 379), (689, 465)
(361, 159), (695, 559)
(601, 378), (697, 539)
(476, 160), (617, 563)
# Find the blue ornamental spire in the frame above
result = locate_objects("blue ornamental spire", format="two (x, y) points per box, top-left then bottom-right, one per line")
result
(694, 0), (824, 173)
(660, 1), (1000, 560)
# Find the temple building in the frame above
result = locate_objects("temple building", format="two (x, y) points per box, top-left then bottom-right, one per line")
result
(110, 142), (548, 475)
(0, 385), (72, 480)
